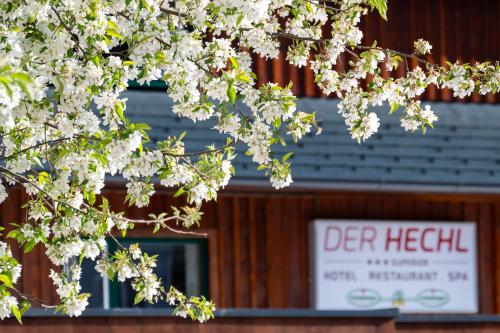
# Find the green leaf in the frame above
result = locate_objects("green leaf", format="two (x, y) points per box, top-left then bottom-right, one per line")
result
(173, 187), (185, 198)
(133, 293), (144, 305)
(305, 2), (313, 14)
(229, 57), (239, 71)
(368, 0), (388, 20)
(140, 0), (150, 10)
(9, 72), (31, 84)
(0, 274), (13, 288)
(55, 76), (64, 96)
(54, 304), (64, 314)
(23, 240), (36, 253)
(115, 102), (125, 121)
(6, 230), (19, 239)
(282, 152), (293, 162)
(0, 78), (13, 98)
(236, 73), (251, 83)
(107, 20), (119, 31)
(19, 300), (31, 315)
(100, 197), (109, 212)
(135, 123), (151, 131)
(106, 28), (123, 40)
(389, 103), (399, 114)
(11, 305), (21, 324)
(88, 191), (96, 206)
(227, 85), (236, 104)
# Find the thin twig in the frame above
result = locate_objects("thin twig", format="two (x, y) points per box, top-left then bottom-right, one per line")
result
(11, 287), (57, 309)
(162, 142), (234, 157)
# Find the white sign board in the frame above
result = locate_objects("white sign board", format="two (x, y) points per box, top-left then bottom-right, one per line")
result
(310, 220), (477, 313)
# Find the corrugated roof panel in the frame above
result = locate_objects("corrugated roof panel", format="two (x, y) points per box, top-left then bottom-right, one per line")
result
(125, 90), (500, 190)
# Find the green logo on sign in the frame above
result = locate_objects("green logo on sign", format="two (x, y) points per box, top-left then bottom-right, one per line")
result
(416, 289), (449, 308)
(347, 289), (381, 308)
(346, 288), (449, 309)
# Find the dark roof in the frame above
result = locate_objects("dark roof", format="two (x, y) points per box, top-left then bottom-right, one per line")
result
(125, 90), (500, 192)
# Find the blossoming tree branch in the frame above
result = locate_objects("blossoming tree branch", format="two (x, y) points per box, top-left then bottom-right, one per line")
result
(0, 0), (498, 323)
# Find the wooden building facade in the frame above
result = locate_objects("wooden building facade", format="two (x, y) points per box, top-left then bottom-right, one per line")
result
(4, 186), (500, 312)
(4, 186), (500, 331)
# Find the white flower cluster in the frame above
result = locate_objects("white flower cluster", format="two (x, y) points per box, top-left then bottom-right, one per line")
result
(414, 39), (433, 55)
(50, 268), (89, 317)
(0, 242), (22, 285)
(167, 286), (216, 323)
(0, 241), (23, 320)
(441, 63), (476, 98)
(401, 102), (438, 132)
(0, 179), (6, 204)
(0, 296), (17, 320)
(338, 90), (380, 142)
(96, 244), (162, 304)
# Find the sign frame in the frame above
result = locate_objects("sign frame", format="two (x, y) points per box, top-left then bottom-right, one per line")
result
(309, 219), (478, 313)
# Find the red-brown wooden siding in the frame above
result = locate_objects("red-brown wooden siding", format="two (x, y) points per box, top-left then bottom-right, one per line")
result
(0, 315), (398, 333)
(253, 0), (500, 103)
(5, 313), (500, 333)
(3, 186), (500, 313)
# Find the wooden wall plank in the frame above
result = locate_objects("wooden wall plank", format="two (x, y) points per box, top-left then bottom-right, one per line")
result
(265, 196), (284, 307)
(215, 197), (234, 307)
(247, 197), (258, 308)
(477, 203), (496, 313)
(300, 196), (314, 308)
(431, 201), (449, 221)
(207, 229), (220, 306)
(231, 198), (242, 307)
(398, 199), (416, 221)
(494, 202), (500, 312)
(234, 198), (250, 307)
(285, 197), (301, 307)
(253, 196), (269, 308)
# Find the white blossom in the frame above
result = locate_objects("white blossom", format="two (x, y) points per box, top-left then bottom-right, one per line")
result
(0, 181), (6, 204)
(0, 296), (17, 320)
(414, 39), (433, 55)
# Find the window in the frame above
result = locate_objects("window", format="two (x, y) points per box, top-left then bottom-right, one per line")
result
(81, 238), (208, 309)
(128, 80), (167, 90)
